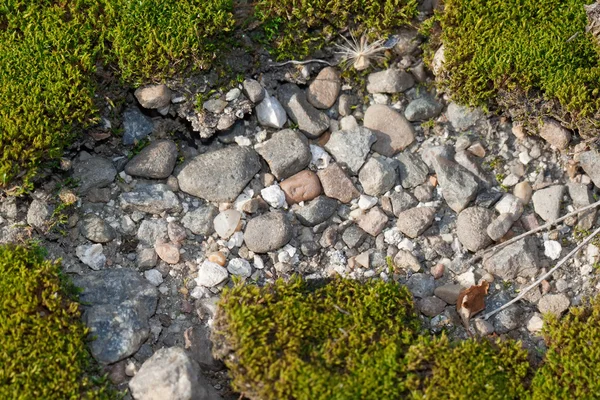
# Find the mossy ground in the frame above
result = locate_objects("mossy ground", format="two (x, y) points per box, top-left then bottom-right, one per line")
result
(0, 244), (112, 399)
(433, 0), (600, 137)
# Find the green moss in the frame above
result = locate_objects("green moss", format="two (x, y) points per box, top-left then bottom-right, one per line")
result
(437, 0), (600, 135)
(254, 0), (419, 60)
(0, 244), (110, 399)
(531, 296), (600, 398)
(212, 276), (423, 400)
(406, 335), (531, 399)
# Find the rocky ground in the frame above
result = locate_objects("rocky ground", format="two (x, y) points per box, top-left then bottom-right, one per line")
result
(2, 28), (600, 399)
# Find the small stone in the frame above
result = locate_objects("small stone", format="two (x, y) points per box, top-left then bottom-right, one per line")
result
(433, 155), (479, 213)
(123, 108), (154, 145)
(494, 194), (524, 218)
(513, 181), (533, 204)
(195, 260), (229, 287)
(366, 69), (414, 93)
(431, 263), (445, 279)
(306, 67), (341, 109)
(389, 190), (418, 216)
(578, 151), (600, 189)
(483, 237), (539, 280)
(207, 252), (226, 266)
(255, 91), (287, 128)
(134, 84), (171, 109)
(278, 83), (329, 138)
(261, 185), (287, 208)
(434, 284), (462, 305)
(137, 248), (157, 269)
(317, 163), (360, 203)
(214, 210), (241, 239)
(512, 124), (526, 140)
(181, 204), (218, 236)
(26, 199), (51, 229)
(154, 243), (180, 264)
(456, 207), (494, 252)
(119, 184), (181, 214)
(342, 225), (367, 248)
(467, 142), (486, 158)
(417, 296), (446, 317)
(137, 220), (168, 247)
(396, 207), (436, 238)
(474, 319), (495, 336)
(544, 240), (562, 260)
(358, 157), (397, 196)
(256, 129), (312, 180)
(363, 105), (415, 157)
(407, 273), (435, 298)
(487, 213), (517, 242)
(227, 258), (252, 277)
(295, 196), (338, 226)
(339, 115), (359, 131)
(325, 127), (377, 175)
(395, 151), (429, 189)
(244, 212), (292, 253)
(527, 313), (544, 333)
(539, 119), (571, 150)
(167, 222), (186, 243)
(355, 252), (370, 268)
(280, 170), (322, 204)
(125, 140), (178, 179)
(357, 207), (388, 236)
(243, 79), (265, 103)
(532, 185), (564, 222)
(79, 214), (116, 243)
(76, 244), (106, 270)
(404, 95), (442, 121)
(446, 102), (483, 132)
(203, 98), (227, 114)
(493, 305), (522, 334)
(393, 249), (421, 272)
(538, 293), (570, 317)
(431, 45), (445, 76)
(144, 269), (163, 286)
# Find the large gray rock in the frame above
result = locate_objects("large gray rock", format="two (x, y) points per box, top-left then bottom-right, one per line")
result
(396, 207), (436, 238)
(129, 347), (221, 400)
(79, 214), (116, 243)
(177, 147), (261, 202)
(433, 155), (479, 213)
(294, 196), (338, 226)
(255, 129), (311, 180)
(244, 212), (292, 253)
(119, 184), (181, 214)
(446, 102), (483, 132)
(125, 140), (178, 179)
(255, 91), (286, 129)
(395, 151), (429, 188)
(532, 185), (564, 222)
(456, 207), (494, 252)
(306, 67), (341, 109)
(325, 127), (376, 175)
(404, 95), (442, 121)
(72, 155), (117, 194)
(483, 237), (539, 280)
(579, 151), (600, 188)
(358, 157), (397, 196)
(123, 108), (154, 145)
(181, 204), (218, 236)
(277, 83), (329, 138)
(363, 105), (415, 157)
(73, 269), (158, 364)
(366, 69), (414, 93)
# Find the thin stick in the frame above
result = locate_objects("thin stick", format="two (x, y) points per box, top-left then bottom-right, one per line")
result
(467, 199), (600, 266)
(483, 224), (600, 320)
(270, 59), (333, 67)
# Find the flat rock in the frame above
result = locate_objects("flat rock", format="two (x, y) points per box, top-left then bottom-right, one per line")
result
(72, 270), (158, 364)
(125, 140), (178, 179)
(483, 237), (539, 280)
(181, 204), (218, 236)
(446, 102), (483, 132)
(433, 155), (479, 213)
(366, 69), (414, 93)
(393, 249), (421, 272)
(579, 151), (600, 188)
(294, 196), (338, 226)
(72, 155), (117, 194)
(404, 95), (442, 121)
(324, 127), (376, 174)
(119, 184), (181, 214)
(155, 242), (180, 264)
(76, 244), (106, 270)
(363, 105), (415, 157)
(407, 273), (435, 298)
(358, 157), (397, 196)
(196, 260), (229, 287)
(280, 170), (322, 204)
(123, 108), (154, 145)
(456, 207), (494, 252)
(434, 284), (462, 305)
(389, 190), (418, 216)
(177, 147), (261, 202)
(256, 129), (311, 180)
(255, 91), (286, 128)
(129, 347), (221, 400)
(134, 84), (171, 109)
(538, 293), (570, 317)
(244, 212), (292, 253)
(357, 206), (388, 236)
(278, 83), (329, 138)
(306, 67), (341, 109)
(395, 151), (428, 188)
(317, 163), (360, 203)
(417, 296), (446, 317)
(396, 207), (436, 238)
(539, 120), (571, 150)
(79, 214), (116, 243)
(243, 79), (265, 103)
(532, 185), (564, 222)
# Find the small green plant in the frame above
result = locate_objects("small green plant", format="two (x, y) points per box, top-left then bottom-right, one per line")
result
(0, 244), (111, 398)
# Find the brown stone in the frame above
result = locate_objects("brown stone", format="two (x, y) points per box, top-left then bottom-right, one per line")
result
(357, 206), (388, 236)
(539, 119), (571, 150)
(306, 67), (341, 109)
(280, 170), (322, 204)
(155, 242), (180, 264)
(207, 251), (227, 266)
(363, 104), (415, 157)
(317, 163), (359, 203)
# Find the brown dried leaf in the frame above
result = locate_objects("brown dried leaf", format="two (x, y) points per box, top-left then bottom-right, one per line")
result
(456, 280), (490, 328)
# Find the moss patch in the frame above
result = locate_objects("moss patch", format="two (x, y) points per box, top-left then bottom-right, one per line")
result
(0, 244), (110, 399)
(436, 0), (600, 136)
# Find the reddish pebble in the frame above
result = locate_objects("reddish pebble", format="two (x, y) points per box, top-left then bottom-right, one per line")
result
(431, 263), (445, 279)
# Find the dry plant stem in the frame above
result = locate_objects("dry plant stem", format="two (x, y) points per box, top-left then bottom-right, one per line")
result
(467, 198), (600, 266)
(270, 59), (333, 67)
(483, 224), (600, 320)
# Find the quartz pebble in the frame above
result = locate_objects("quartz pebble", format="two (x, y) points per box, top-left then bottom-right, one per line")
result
(214, 210), (241, 239)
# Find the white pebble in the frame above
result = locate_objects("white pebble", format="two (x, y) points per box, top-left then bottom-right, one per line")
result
(309, 145), (331, 169)
(253, 255), (265, 269)
(544, 240), (562, 260)
(358, 195), (378, 210)
(144, 269), (163, 286)
(261, 184), (286, 208)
